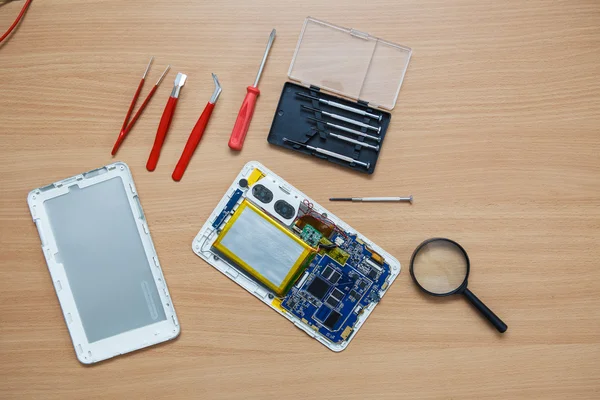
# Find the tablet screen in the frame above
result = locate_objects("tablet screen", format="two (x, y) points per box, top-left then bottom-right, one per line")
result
(44, 177), (166, 343)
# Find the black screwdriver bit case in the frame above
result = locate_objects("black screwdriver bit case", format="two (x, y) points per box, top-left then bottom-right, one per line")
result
(267, 17), (411, 174)
(268, 83), (390, 174)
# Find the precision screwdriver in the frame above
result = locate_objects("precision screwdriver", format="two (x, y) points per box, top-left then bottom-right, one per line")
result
(307, 116), (381, 143)
(330, 196), (413, 203)
(296, 92), (382, 121)
(302, 105), (380, 133)
(228, 29), (276, 151)
(328, 132), (380, 151)
(283, 138), (370, 169)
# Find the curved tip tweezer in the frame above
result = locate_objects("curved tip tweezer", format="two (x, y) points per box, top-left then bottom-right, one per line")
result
(210, 73), (222, 104)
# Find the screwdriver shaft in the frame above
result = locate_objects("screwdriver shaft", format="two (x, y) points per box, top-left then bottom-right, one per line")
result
(302, 105), (380, 133)
(254, 29), (276, 87)
(328, 132), (379, 151)
(296, 92), (382, 121)
(307, 117), (381, 143)
(330, 196), (413, 203)
(283, 138), (370, 169)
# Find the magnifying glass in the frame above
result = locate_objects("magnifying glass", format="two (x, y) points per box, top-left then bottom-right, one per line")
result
(410, 238), (507, 333)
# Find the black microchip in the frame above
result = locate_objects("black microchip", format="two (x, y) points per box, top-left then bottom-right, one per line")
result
(306, 277), (330, 300)
(368, 269), (378, 280)
(325, 295), (339, 308)
(323, 310), (341, 330)
(315, 305), (331, 321)
(322, 266), (334, 278)
(329, 270), (341, 284)
(331, 288), (344, 300)
(369, 291), (380, 302)
(358, 280), (367, 289)
(349, 290), (358, 299)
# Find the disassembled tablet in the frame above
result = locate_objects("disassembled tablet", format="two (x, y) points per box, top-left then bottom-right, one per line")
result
(27, 162), (179, 364)
(193, 161), (400, 351)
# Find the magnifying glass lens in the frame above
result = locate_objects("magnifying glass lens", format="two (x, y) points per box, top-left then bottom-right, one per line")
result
(412, 240), (468, 295)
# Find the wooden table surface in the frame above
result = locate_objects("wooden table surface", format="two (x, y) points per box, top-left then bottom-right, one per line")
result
(1, 0), (599, 398)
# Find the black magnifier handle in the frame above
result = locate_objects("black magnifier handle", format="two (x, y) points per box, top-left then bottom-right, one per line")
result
(463, 288), (507, 333)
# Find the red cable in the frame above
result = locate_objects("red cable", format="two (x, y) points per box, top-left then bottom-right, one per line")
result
(0, 0), (33, 44)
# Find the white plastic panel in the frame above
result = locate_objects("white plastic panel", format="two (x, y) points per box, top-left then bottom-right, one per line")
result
(27, 162), (179, 364)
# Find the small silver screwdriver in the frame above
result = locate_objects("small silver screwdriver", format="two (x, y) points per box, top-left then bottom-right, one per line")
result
(307, 117), (381, 143)
(283, 138), (370, 169)
(296, 92), (382, 121)
(302, 105), (380, 133)
(329, 132), (380, 151)
(330, 196), (413, 203)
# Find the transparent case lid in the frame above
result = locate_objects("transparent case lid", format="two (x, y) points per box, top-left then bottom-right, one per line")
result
(288, 17), (412, 110)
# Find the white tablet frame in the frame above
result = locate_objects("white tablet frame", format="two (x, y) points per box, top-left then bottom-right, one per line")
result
(193, 161), (401, 351)
(27, 162), (180, 364)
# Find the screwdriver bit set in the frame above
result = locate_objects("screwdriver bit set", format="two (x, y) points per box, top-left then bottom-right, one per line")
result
(267, 17), (411, 174)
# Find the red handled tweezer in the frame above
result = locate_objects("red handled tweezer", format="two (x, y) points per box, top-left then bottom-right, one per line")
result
(172, 73), (222, 181)
(112, 57), (152, 155)
(122, 58), (153, 133)
(111, 63), (171, 155)
(146, 72), (187, 171)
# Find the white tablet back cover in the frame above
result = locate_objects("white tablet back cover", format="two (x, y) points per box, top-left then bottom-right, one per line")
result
(27, 162), (179, 364)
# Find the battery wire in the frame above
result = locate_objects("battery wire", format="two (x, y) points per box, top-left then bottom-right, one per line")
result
(0, 0), (33, 44)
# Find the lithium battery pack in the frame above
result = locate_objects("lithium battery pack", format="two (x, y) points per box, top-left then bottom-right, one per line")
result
(212, 199), (316, 296)
(27, 162), (179, 364)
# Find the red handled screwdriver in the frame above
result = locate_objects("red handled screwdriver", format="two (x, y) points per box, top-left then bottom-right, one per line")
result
(172, 74), (222, 181)
(228, 29), (276, 151)
(147, 72), (187, 171)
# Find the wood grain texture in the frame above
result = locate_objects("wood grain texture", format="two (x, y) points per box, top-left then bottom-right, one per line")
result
(1, 0), (599, 398)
